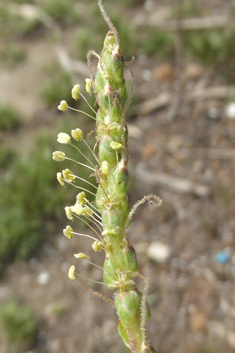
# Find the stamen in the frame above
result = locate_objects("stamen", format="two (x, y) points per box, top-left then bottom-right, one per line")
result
(65, 157), (95, 172)
(74, 254), (103, 270)
(70, 143), (96, 169)
(75, 271), (105, 285)
(73, 232), (98, 242)
(80, 92), (97, 115)
(85, 198), (100, 214)
(68, 106), (96, 120)
(84, 215), (103, 233)
(82, 139), (100, 166)
(64, 179), (97, 198)
(73, 214), (103, 241)
(73, 175), (97, 189)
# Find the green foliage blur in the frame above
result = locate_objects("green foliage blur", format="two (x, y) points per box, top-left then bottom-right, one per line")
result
(0, 300), (38, 350)
(0, 109), (96, 267)
(0, 105), (22, 131)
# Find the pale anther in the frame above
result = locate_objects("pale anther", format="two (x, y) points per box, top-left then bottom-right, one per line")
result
(76, 192), (86, 206)
(57, 132), (71, 144)
(63, 225), (74, 239)
(92, 240), (103, 252)
(65, 206), (74, 220)
(57, 172), (65, 186)
(53, 151), (66, 161)
(74, 253), (88, 259)
(85, 78), (92, 95)
(62, 169), (76, 182)
(71, 84), (80, 100)
(71, 128), (83, 141)
(68, 265), (76, 280)
(58, 100), (68, 111)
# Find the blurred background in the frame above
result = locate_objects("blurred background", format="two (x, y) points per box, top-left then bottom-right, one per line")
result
(0, 0), (235, 352)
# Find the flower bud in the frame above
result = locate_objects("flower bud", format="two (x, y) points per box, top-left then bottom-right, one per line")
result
(110, 141), (122, 150)
(68, 265), (76, 280)
(71, 128), (83, 141)
(58, 100), (68, 111)
(71, 84), (80, 100)
(63, 225), (74, 239)
(101, 160), (109, 175)
(74, 253), (87, 259)
(57, 132), (71, 144)
(52, 151), (66, 161)
(57, 172), (65, 186)
(65, 206), (74, 220)
(62, 169), (75, 182)
(115, 290), (141, 327)
(85, 78), (92, 94)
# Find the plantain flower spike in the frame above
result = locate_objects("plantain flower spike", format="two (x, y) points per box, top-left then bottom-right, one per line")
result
(57, 132), (71, 144)
(55, 1), (159, 352)
(71, 128), (83, 141)
(85, 78), (92, 95)
(52, 151), (66, 161)
(62, 169), (75, 182)
(68, 265), (76, 280)
(63, 225), (74, 239)
(57, 172), (65, 187)
(58, 100), (68, 111)
(74, 253), (88, 259)
(71, 84), (80, 100)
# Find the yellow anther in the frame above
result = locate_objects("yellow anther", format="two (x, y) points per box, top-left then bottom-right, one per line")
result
(92, 240), (103, 252)
(110, 141), (122, 150)
(57, 132), (71, 144)
(63, 225), (74, 239)
(76, 192), (86, 206)
(58, 100), (68, 111)
(71, 128), (83, 141)
(62, 169), (75, 182)
(71, 84), (80, 100)
(101, 161), (109, 175)
(57, 172), (65, 187)
(74, 253), (88, 259)
(102, 229), (117, 236)
(71, 203), (83, 216)
(52, 151), (66, 161)
(82, 206), (93, 217)
(65, 206), (74, 220)
(68, 265), (76, 280)
(85, 78), (92, 95)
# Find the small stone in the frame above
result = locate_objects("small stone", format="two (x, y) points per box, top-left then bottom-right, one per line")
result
(215, 251), (230, 264)
(37, 272), (50, 286)
(153, 63), (174, 82)
(147, 241), (171, 263)
(225, 102), (235, 119)
(207, 107), (221, 119)
(185, 63), (204, 80)
(190, 311), (207, 332)
(227, 331), (235, 349)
